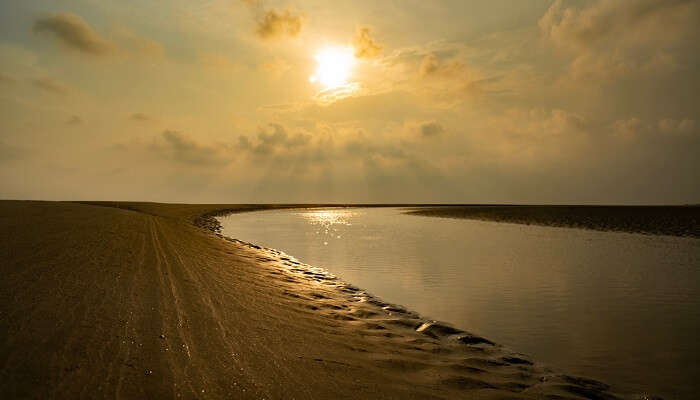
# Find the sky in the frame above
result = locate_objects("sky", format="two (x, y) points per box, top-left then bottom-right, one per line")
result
(0, 0), (698, 204)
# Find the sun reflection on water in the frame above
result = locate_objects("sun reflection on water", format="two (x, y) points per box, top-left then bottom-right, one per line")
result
(298, 208), (359, 245)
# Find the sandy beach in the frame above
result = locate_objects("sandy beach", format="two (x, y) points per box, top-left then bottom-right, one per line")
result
(0, 201), (628, 399)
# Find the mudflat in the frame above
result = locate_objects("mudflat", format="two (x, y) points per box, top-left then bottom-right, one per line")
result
(0, 201), (625, 399)
(407, 205), (700, 238)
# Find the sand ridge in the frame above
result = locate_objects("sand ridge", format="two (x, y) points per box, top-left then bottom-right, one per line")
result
(0, 201), (629, 399)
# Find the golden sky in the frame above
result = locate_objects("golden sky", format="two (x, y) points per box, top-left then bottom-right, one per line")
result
(1, 0), (699, 203)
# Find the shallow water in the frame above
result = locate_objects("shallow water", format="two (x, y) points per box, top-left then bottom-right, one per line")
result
(218, 207), (700, 399)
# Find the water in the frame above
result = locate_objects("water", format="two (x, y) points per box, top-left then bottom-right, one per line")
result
(218, 207), (700, 399)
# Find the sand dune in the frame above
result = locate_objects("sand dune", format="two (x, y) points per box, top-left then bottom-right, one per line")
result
(0, 201), (626, 399)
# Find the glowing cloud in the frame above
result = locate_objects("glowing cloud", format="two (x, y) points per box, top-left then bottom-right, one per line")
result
(353, 27), (382, 59)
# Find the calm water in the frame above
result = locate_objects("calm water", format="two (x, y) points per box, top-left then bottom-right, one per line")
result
(218, 207), (700, 399)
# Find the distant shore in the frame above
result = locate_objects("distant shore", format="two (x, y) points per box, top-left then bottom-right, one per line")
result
(0, 201), (632, 399)
(406, 205), (700, 238)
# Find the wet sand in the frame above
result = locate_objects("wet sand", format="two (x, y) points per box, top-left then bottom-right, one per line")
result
(0, 201), (628, 399)
(407, 205), (700, 238)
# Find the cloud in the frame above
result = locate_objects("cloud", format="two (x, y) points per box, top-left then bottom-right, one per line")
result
(258, 123), (290, 145)
(419, 53), (439, 76)
(539, 0), (700, 81)
(66, 115), (82, 125)
(353, 27), (383, 59)
(240, 0), (302, 40)
(255, 9), (303, 40)
(31, 77), (70, 95)
(539, 0), (698, 48)
(400, 50), (496, 106)
(252, 123), (311, 154)
(297, 90), (427, 123)
(382, 41), (491, 89)
(611, 118), (646, 139)
(228, 123), (434, 185)
(129, 112), (151, 122)
(238, 135), (252, 150)
(344, 138), (409, 161)
(33, 13), (112, 55)
(419, 53), (474, 79)
(366, 41), (509, 108)
(414, 107), (596, 177)
(420, 121), (444, 137)
(522, 109), (587, 137)
(610, 117), (696, 139)
(112, 26), (165, 59)
(152, 130), (231, 166)
(478, 108), (589, 161)
(658, 118), (696, 135)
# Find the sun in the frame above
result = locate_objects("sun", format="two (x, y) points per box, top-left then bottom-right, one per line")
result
(309, 46), (356, 90)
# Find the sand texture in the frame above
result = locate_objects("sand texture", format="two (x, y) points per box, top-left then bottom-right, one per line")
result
(407, 205), (700, 238)
(0, 201), (628, 399)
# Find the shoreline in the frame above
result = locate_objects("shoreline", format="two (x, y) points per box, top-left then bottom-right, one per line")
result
(406, 205), (700, 238)
(0, 201), (631, 399)
(207, 208), (632, 399)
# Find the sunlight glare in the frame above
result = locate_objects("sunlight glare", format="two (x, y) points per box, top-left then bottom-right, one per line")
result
(309, 47), (356, 90)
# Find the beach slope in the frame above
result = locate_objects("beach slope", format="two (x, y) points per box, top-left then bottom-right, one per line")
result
(0, 201), (623, 399)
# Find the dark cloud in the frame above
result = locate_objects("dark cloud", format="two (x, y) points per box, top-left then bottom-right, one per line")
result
(539, 0), (700, 83)
(539, 0), (698, 49)
(31, 77), (69, 95)
(353, 27), (382, 59)
(252, 123), (311, 154)
(419, 53), (439, 76)
(111, 131), (236, 169)
(419, 53), (472, 79)
(344, 138), (409, 160)
(258, 123), (290, 145)
(238, 135), (252, 150)
(66, 115), (82, 125)
(658, 118), (696, 135)
(33, 13), (112, 55)
(129, 112), (151, 122)
(155, 130), (230, 166)
(255, 9), (303, 40)
(420, 121), (444, 137)
(240, 0), (303, 40)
